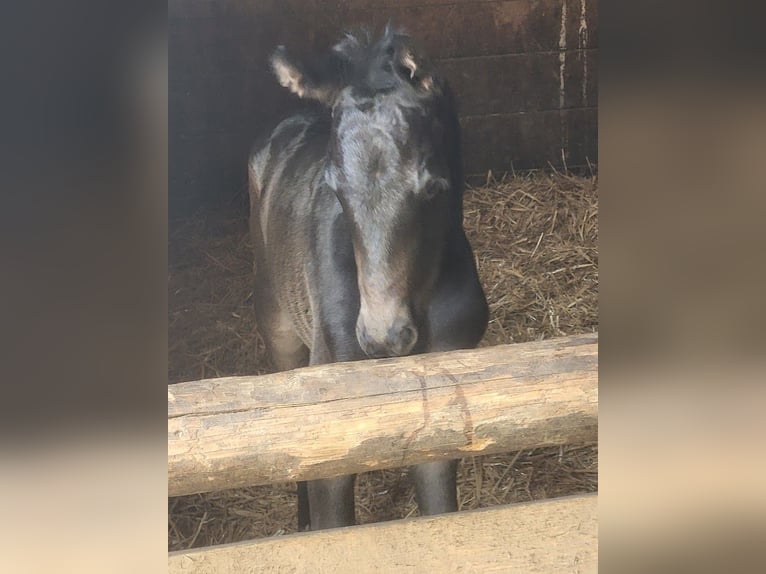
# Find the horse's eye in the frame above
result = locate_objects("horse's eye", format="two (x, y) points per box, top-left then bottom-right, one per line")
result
(423, 178), (448, 199)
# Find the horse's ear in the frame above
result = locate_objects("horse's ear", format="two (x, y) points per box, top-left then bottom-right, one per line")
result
(396, 45), (436, 94)
(271, 46), (342, 105)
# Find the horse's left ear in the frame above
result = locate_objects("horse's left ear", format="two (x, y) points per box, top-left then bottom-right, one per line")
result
(271, 46), (343, 105)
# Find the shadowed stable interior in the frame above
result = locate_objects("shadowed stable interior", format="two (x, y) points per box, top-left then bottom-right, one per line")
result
(169, 0), (597, 216)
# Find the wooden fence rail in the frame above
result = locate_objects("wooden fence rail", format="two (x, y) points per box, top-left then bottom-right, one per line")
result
(168, 334), (598, 497)
(169, 493), (598, 573)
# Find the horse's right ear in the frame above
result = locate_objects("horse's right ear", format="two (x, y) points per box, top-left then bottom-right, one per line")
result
(271, 46), (342, 106)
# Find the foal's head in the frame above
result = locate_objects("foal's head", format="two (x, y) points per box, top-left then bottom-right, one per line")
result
(272, 28), (463, 357)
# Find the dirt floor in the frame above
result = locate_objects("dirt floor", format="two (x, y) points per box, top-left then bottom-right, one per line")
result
(168, 169), (598, 550)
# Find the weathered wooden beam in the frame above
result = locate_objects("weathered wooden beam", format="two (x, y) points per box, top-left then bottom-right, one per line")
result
(169, 493), (598, 573)
(169, 334), (598, 497)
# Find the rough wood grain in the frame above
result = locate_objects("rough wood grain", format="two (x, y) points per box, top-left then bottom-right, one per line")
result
(168, 493), (598, 573)
(168, 334), (597, 497)
(461, 107), (598, 174)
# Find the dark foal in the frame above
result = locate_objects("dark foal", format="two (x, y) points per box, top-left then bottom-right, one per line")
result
(248, 28), (488, 531)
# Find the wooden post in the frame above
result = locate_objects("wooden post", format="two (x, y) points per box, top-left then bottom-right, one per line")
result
(169, 494), (598, 573)
(169, 334), (597, 497)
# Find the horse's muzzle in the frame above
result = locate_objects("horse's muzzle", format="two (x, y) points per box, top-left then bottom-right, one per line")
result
(356, 316), (418, 358)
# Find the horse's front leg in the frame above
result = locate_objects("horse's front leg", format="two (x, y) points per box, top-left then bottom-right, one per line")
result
(301, 327), (364, 531)
(301, 283), (367, 531)
(411, 460), (459, 515)
(303, 475), (356, 531)
(411, 238), (489, 516)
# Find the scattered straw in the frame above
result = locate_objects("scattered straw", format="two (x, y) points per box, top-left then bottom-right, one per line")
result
(464, 170), (598, 346)
(168, 170), (598, 550)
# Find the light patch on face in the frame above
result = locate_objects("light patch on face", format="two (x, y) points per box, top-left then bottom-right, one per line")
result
(328, 92), (444, 307)
(334, 102), (409, 197)
(331, 97), (441, 207)
(337, 125), (410, 194)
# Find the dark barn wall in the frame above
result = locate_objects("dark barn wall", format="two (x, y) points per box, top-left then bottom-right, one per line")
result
(169, 0), (598, 215)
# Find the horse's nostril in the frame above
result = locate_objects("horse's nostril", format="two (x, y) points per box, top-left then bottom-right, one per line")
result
(357, 324), (384, 358)
(389, 323), (417, 355)
(400, 325), (416, 347)
(358, 319), (418, 357)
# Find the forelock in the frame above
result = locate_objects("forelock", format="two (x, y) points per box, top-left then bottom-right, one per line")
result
(331, 27), (416, 96)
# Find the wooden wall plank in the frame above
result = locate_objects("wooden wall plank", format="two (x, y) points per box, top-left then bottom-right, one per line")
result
(563, 48), (599, 109)
(461, 107), (597, 173)
(566, 0), (598, 50)
(169, 0), (598, 47)
(440, 49), (596, 116)
(169, 494), (598, 573)
(347, 0), (564, 58)
(442, 53), (560, 116)
(563, 105), (598, 168)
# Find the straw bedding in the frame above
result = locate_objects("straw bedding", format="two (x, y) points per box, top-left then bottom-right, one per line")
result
(168, 169), (598, 550)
